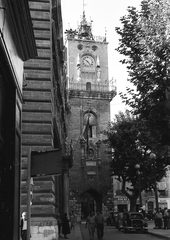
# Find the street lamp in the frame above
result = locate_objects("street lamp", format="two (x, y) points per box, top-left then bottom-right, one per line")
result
(149, 153), (159, 212)
(135, 164), (142, 208)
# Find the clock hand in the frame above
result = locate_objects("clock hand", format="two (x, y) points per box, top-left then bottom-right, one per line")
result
(85, 59), (90, 64)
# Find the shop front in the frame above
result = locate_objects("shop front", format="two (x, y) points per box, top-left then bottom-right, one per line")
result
(115, 196), (129, 212)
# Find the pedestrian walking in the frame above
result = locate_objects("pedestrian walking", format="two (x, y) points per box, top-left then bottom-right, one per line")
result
(163, 207), (169, 229)
(153, 208), (157, 228)
(85, 212), (95, 240)
(70, 211), (76, 230)
(20, 212), (27, 240)
(155, 209), (163, 229)
(62, 213), (70, 239)
(95, 211), (104, 240)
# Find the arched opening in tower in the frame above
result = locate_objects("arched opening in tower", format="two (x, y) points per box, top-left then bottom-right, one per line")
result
(80, 189), (102, 219)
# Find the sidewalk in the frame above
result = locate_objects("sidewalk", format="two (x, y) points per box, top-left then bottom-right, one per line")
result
(67, 223), (83, 240)
(147, 221), (170, 240)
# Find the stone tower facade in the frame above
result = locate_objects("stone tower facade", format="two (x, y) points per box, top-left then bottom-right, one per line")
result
(65, 12), (117, 218)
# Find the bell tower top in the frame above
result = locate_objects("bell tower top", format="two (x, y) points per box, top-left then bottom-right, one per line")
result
(64, 1), (117, 101)
(78, 11), (93, 40)
(64, 3), (107, 43)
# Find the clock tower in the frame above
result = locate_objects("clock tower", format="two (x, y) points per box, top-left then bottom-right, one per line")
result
(65, 11), (117, 217)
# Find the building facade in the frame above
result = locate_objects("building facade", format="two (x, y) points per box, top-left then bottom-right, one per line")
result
(21, 1), (72, 240)
(65, 12), (117, 219)
(0, 0), (37, 239)
(112, 173), (170, 214)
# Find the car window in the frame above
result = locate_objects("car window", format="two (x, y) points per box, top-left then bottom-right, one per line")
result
(131, 214), (142, 219)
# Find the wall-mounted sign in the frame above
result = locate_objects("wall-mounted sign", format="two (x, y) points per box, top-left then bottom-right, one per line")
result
(31, 149), (62, 177)
(87, 171), (96, 175)
(86, 161), (96, 166)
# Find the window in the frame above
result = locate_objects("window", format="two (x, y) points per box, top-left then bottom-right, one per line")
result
(86, 82), (91, 91)
(89, 148), (95, 158)
(83, 112), (97, 139)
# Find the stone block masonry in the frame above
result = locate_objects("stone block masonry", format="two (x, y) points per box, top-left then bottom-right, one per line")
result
(21, 1), (62, 239)
(68, 96), (113, 213)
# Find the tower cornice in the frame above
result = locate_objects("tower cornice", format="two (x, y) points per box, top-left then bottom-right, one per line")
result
(68, 89), (116, 102)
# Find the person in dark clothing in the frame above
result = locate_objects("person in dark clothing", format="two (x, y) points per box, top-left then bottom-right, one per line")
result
(155, 210), (163, 229)
(95, 211), (104, 240)
(163, 208), (169, 229)
(62, 213), (70, 239)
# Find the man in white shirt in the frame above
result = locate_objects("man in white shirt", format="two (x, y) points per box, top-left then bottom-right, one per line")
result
(20, 212), (27, 240)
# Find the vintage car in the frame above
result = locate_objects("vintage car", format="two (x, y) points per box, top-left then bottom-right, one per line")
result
(122, 212), (148, 233)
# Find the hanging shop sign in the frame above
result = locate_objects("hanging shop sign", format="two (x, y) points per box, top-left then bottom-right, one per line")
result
(31, 149), (62, 177)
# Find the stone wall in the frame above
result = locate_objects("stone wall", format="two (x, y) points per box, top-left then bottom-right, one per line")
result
(68, 96), (112, 214)
(21, 1), (64, 239)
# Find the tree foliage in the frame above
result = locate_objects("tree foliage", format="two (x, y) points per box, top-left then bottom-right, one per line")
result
(103, 111), (169, 211)
(116, 0), (170, 147)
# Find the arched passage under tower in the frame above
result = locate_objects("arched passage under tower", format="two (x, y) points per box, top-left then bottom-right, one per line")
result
(80, 188), (102, 218)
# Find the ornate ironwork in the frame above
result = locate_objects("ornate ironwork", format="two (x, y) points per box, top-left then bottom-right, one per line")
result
(68, 82), (116, 93)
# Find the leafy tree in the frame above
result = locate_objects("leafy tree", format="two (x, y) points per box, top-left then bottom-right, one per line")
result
(103, 111), (169, 211)
(115, 0), (170, 148)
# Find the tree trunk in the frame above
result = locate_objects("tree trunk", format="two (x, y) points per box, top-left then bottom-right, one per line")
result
(121, 178), (139, 212)
(130, 197), (138, 212)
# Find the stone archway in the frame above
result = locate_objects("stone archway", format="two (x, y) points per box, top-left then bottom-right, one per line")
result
(80, 188), (102, 218)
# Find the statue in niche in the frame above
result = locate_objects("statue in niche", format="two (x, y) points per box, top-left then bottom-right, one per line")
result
(77, 54), (81, 82)
(77, 65), (81, 82)
(96, 67), (101, 83)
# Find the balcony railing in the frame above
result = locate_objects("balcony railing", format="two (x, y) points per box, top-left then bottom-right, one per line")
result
(66, 33), (106, 43)
(68, 82), (117, 93)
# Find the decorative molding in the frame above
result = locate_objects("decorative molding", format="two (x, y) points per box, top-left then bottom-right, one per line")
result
(6, 0), (37, 60)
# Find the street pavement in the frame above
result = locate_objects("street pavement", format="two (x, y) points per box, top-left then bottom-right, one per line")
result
(65, 220), (170, 240)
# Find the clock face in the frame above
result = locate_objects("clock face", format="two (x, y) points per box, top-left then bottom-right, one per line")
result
(82, 56), (94, 67)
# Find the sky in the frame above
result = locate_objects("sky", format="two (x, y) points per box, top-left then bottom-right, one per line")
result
(61, 0), (142, 120)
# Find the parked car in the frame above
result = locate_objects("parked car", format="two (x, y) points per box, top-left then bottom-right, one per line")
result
(122, 212), (148, 233)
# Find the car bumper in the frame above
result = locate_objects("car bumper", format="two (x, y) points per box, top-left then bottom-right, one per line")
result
(126, 226), (148, 231)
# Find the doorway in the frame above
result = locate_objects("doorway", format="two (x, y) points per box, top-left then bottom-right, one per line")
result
(80, 189), (102, 219)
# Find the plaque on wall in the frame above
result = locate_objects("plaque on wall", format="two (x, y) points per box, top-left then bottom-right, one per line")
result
(86, 161), (96, 166)
(87, 171), (96, 175)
